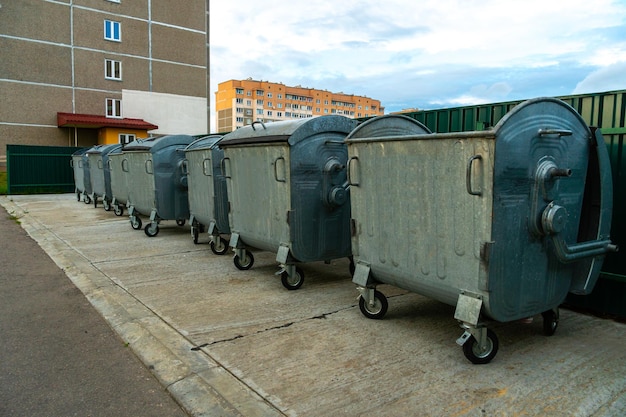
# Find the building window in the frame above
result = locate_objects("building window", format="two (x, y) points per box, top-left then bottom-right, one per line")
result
(246, 100), (252, 106)
(267, 92), (273, 98)
(236, 88), (244, 95)
(246, 91), (252, 96)
(256, 109), (263, 115)
(256, 99), (263, 106)
(104, 20), (121, 41)
(277, 94), (282, 99)
(106, 98), (122, 118)
(256, 90), (264, 96)
(277, 112), (282, 117)
(267, 111), (273, 116)
(119, 133), (135, 144)
(105, 59), (122, 80)
(236, 107), (243, 113)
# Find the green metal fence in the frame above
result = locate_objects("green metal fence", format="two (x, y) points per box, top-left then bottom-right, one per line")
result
(6, 144), (85, 195)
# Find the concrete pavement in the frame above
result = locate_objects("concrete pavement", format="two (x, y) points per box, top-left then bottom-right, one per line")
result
(1, 193), (625, 416)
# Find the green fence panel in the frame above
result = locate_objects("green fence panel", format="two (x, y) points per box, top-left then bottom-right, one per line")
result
(7, 144), (85, 194)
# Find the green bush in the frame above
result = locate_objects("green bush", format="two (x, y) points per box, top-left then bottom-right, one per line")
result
(0, 172), (7, 195)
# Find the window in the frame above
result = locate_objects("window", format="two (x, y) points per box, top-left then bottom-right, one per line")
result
(256, 99), (263, 106)
(119, 133), (135, 144)
(246, 100), (252, 106)
(267, 92), (273, 98)
(236, 88), (244, 94)
(106, 98), (121, 118)
(256, 109), (263, 115)
(267, 111), (273, 116)
(105, 59), (121, 80)
(104, 20), (121, 41)
(236, 98), (243, 104)
(277, 94), (282, 99)
(277, 112), (282, 117)
(256, 90), (264, 96)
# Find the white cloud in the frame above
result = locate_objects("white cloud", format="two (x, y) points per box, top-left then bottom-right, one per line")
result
(209, 0), (626, 130)
(573, 61), (626, 94)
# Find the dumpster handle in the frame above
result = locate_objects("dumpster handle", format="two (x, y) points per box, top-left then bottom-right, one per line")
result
(274, 157), (286, 182)
(121, 158), (129, 172)
(203, 158), (212, 176)
(347, 156), (359, 186)
(466, 155), (483, 196)
(221, 157), (231, 178)
(98, 159), (104, 169)
(251, 120), (266, 131)
(181, 159), (188, 175)
(145, 159), (153, 174)
(538, 129), (572, 137)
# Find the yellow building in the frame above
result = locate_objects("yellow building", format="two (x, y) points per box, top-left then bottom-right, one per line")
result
(215, 79), (384, 132)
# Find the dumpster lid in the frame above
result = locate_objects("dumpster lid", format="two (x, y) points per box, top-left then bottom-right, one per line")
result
(345, 114), (431, 142)
(123, 135), (196, 152)
(184, 135), (224, 152)
(220, 115), (357, 147)
(85, 143), (122, 155)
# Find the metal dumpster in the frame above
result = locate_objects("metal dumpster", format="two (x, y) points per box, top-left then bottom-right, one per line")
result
(219, 115), (359, 289)
(123, 135), (196, 236)
(346, 98), (617, 364)
(108, 149), (130, 216)
(86, 144), (122, 211)
(183, 135), (230, 253)
(70, 147), (92, 204)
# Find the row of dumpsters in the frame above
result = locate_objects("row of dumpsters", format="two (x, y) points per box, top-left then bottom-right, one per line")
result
(72, 97), (618, 364)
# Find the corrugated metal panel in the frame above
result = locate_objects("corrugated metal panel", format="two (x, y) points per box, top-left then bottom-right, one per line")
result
(7, 145), (84, 194)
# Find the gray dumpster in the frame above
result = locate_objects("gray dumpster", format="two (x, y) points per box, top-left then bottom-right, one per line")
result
(123, 135), (196, 236)
(183, 135), (230, 253)
(220, 115), (359, 290)
(346, 98), (617, 364)
(87, 144), (122, 211)
(108, 149), (130, 216)
(71, 147), (92, 204)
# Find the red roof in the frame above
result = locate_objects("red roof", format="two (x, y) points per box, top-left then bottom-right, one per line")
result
(57, 112), (158, 130)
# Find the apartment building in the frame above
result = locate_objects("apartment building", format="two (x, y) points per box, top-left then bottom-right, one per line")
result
(215, 79), (384, 132)
(0, 0), (209, 165)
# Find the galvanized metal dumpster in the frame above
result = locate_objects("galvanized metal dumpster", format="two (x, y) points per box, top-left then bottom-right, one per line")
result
(108, 149), (130, 216)
(219, 116), (358, 289)
(183, 135), (230, 253)
(123, 135), (196, 236)
(70, 147), (92, 204)
(346, 98), (617, 364)
(86, 144), (122, 211)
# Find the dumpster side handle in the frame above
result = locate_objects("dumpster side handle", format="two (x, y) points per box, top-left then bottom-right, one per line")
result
(203, 158), (212, 176)
(221, 157), (231, 178)
(347, 156), (359, 186)
(466, 155), (483, 196)
(274, 157), (286, 182)
(145, 159), (153, 174)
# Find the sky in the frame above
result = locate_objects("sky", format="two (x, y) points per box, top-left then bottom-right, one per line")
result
(209, 0), (626, 130)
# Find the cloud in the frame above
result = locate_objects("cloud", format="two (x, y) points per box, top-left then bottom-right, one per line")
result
(574, 61), (626, 94)
(209, 0), (626, 130)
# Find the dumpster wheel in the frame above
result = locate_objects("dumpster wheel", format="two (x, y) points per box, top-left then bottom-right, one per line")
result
(541, 308), (559, 336)
(358, 290), (388, 320)
(191, 226), (199, 244)
(144, 223), (159, 237)
(210, 237), (229, 255)
(462, 328), (499, 365)
(281, 267), (304, 290)
(176, 219), (186, 226)
(83, 195), (92, 205)
(103, 199), (112, 212)
(114, 204), (124, 216)
(130, 216), (142, 230)
(234, 250), (254, 270)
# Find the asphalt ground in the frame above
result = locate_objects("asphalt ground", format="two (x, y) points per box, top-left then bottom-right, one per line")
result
(0, 197), (188, 416)
(1, 193), (626, 417)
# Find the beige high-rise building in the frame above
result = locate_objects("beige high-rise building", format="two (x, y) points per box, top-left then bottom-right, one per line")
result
(215, 79), (384, 133)
(0, 0), (209, 165)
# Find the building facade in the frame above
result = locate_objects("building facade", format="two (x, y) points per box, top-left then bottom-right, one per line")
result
(215, 79), (384, 133)
(0, 0), (209, 167)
